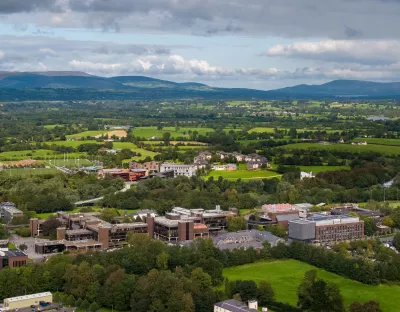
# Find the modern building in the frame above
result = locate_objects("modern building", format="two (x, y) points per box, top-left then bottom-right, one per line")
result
(0, 248), (28, 269)
(3, 292), (52, 311)
(289, 215), (364, 244)
(160, 163), (198, 177)
(214, 299), (265, 312)
(262, 203), (294, 213)
(99, 168), (147, 181)
(213, 230), (283, 250)
(0, 202), (23, 221)
(129, 161), (161, 172)
(330, 205), (382, 219)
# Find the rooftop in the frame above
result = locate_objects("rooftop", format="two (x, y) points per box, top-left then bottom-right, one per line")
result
(154, 216), (179, 228)
(214, 299), (258, 312)
(5, 292), (52, 303)
(0, 248), (27, 257)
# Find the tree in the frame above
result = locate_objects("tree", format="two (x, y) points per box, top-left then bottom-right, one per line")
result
(89, 302), (100, 312)
(227, 216), (246, 232)
(76, 298), (83, 309)
(231, 280), (258, 302)
(81, 300), (90, 311)
(364, 218), (377, 236)
(349, 300), (382, 312)
(393, 232), (400, 250)
(382, 216), (394, 227)
(66, 295), (76, 307)
(257, 281), (275, 305)
(41, 216), (62, 238)
(19, 243), (28, 251)
(0, 225), (8, 239)
(156, 251), (169, 270)
(99, 208), (119, 222)
(163, 132), (171, 146)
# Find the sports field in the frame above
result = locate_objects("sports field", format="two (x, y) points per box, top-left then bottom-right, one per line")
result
(0, 167), (59, 176)
(223, 260), (400, 311)
(206, 169), (281, 180)
(281, 142), (400, 156)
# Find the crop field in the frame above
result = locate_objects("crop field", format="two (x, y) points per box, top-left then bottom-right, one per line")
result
(132, 126), (214, 139)
(281, 142), (400, 156)
(353, 138), (400, 146)
(223, 260), (400, 312)
(206, 169), (281, 180)
(297, 165), (351, 173)
(0, 167), (59, 176)
(66, 130), (107, 139)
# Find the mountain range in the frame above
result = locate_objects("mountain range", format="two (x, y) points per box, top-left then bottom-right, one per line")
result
(0, 71), (400, 99)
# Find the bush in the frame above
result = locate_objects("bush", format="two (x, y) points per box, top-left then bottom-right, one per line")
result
(15, 227), (31, 237)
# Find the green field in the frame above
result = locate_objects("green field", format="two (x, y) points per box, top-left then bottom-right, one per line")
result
(281, 143), (400, 156)
(206, 169), (281, 180)
(1, 167), (59, 176)
(297, 165), (350, 174)
(0, 150), (89, 161)
(354, 138), (400, 146)
(132, 126), (214, 139)
(45, 140), (98, 148)
(223, 260), (400, 311)
(47, 159), (93, 168)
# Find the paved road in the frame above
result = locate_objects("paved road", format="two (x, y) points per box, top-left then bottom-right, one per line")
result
(8, 234), (55, 262)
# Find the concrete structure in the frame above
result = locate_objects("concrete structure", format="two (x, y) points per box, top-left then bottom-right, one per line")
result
(262, 203), (294, 213)
(214, 299), (261, 312)
(331, 205), (382, 219)
(0, 202), (23, 222)
(289, 215), (364, 244)
(129, 161), (161, 172)
(0, 248), (28, 269)
(99, 168), (147, 181)
(160, 163), (198, 177)
(213, 230), (283, 250)
(300, 171), (315, 180)
(4, 292), (52, 311)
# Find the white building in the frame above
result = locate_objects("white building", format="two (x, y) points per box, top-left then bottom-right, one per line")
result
(160, 163), (198, 177)
(300, 172), (315, 180)
(214, 299), (266, 312)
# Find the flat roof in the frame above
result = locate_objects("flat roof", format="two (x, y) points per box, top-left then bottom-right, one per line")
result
(66, 229), (93, 235)
(154, 216), (179, 228)
(5, 292), (52, 303)
(0, 248), (27, 257)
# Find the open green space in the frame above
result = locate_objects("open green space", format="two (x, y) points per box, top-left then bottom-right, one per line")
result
(297, 165), (351, 174)
(45, 140), (99, 148)
(1, 167), (60, 176)
(0, 150), (88, 161)
(206, 169), (281, 180)
(281, 142), (400, 156)
(353, 138), (400, 146)
(223, 260), (400, 312)
(132, 126), (214, 139)
(66, 130), (107, 139)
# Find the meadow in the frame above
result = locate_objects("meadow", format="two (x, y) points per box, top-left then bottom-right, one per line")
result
(132, 126), (214, 139)
(0, 167), (59, 176)
(353, 138), (400, 146)
(281, 142), (400, 156)
(66, 130), (106, 139)
(0, 150), (87, 161)
(206, 169), (281, 180)
(297, 165), (350, 174)
(223, 259), (400, 311)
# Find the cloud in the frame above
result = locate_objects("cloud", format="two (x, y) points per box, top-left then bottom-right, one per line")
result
(265, 40), (400, 64)
(40, 48), (58, 56)
(0, 0), (61, 13)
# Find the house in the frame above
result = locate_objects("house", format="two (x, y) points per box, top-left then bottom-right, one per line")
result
(226, 164), (237, 171)
(247, 162), (261, 170)
(300, 171), (315, 180)
(212, 164), (228, 171)
(338, 138), (345, 143)
(214, 299), (263, 312)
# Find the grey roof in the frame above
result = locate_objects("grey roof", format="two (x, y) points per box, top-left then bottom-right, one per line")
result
(276, 214), (300, 222)
(214, 299), (258, 312)
(213, 230), (282, 250)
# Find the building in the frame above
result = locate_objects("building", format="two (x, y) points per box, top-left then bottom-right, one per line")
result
(262, 203), (294, 213)
(194, 152), (212, 165)
(160, 163), (198, 178)
(0, 202), (23, 222)
(99, 169), (147, 181)
(0, 248), (28, 269)
(213, 230), (283, 250)
(214, 299), (264, 312)
(4, 292), (52, 311)
(129, 161), (161, 172)
(289, 215), (364, 244)
(330, 205), (382, 219)
(300, 171), (315, 180)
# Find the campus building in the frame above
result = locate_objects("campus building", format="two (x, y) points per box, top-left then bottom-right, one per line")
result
(3, 292), (52, 311)
(160, 163), (198, 177)
(99, 168), (147, 182)
(129, 161), (161, 172)
(0, 248), (28, 269)
(0, 202), (23, 222)
(214, 299), (265, 312)
(288, 215), (364, 244)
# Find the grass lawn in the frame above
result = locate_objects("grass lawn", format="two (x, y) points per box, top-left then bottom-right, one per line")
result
(223, 260), (400, 312)
(66, 130), (107, 139)
(353, 138), (400, 146)
(206, 169), (281, 181)
(47, 159), (93, 168)
(0, 149), (55, 161)
(132, 126), (214, 139)
(1, 167), (59, 176)
(281, 142), (400, 156)
(45, 140), (99, 148)
(43, 124), (64, 129)
(297, 165), (351, 174)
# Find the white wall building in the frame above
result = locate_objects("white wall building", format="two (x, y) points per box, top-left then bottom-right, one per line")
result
(160, 163), (198, 177)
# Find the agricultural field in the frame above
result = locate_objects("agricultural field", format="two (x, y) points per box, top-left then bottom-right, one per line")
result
(223, 260), (400, 312)
(281, 142), (400, 156)
(66, 130), (107, 139)
(353, 138), (400, 146)
(206, 169), (281, 180)
(132, 126), (214, 139)
(45, 140), (99, 148)
(0, 167), (59, 176)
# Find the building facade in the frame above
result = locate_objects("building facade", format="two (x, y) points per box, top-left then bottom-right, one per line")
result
(4, 292), (52, 311)
(160, 163), (198, 177)
(0, 249), (28, 269)
(0, 202), (23, 221)
(289, 215), (364, 244)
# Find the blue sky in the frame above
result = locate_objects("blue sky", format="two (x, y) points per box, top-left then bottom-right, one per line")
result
(0, 0), (400, 89)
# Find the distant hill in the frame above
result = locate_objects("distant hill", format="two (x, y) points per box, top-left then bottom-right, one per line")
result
(0, 71), (399, 99)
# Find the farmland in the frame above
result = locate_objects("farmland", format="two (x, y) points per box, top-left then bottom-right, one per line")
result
(206, 169), (281, 180)
(280, 142), (400, 156)
(132, 126), (214, 139)
(223, 260), (400, 312)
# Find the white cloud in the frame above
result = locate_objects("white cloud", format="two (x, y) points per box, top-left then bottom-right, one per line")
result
(40, 48), (58, 56)
(0, 50), (4, 59)
(265, 40), (400, 64)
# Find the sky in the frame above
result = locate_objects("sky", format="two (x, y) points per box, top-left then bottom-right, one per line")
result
(1, 0), (400, 90)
